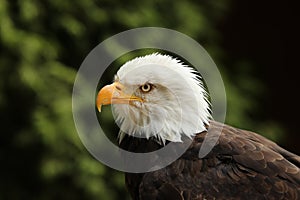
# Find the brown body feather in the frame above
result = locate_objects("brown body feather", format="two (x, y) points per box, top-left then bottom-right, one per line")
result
(119, 121), (300, 200)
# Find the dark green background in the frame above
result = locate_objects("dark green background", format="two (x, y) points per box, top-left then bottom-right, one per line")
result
(1, 0), (299, 199)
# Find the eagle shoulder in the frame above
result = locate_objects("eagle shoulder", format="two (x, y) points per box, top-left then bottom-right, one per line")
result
(133, 121), (300, 200)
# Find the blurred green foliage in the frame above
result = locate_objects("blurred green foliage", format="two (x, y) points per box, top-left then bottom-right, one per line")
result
(0, 0), (283, 199)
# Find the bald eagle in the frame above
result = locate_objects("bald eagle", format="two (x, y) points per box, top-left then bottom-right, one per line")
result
(96, 53), (300, 199)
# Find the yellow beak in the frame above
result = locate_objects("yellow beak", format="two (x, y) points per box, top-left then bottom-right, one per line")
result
(96, 82), (143, 112)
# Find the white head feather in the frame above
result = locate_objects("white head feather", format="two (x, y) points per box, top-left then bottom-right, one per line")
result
(112, 53), (211, 144)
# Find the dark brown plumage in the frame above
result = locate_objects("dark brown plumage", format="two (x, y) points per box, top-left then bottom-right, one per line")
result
(120, 121), (300, 200)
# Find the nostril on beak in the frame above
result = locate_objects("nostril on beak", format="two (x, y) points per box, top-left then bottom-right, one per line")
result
(115, 85), (122, 91)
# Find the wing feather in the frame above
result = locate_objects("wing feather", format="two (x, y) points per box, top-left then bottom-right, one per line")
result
(124, 121), (300, 199)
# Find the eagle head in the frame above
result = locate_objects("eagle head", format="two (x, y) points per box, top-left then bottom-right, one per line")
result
(97, 53), (211, 144)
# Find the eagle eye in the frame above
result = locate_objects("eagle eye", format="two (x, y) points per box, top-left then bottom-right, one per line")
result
(140, 83), (153, 93)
